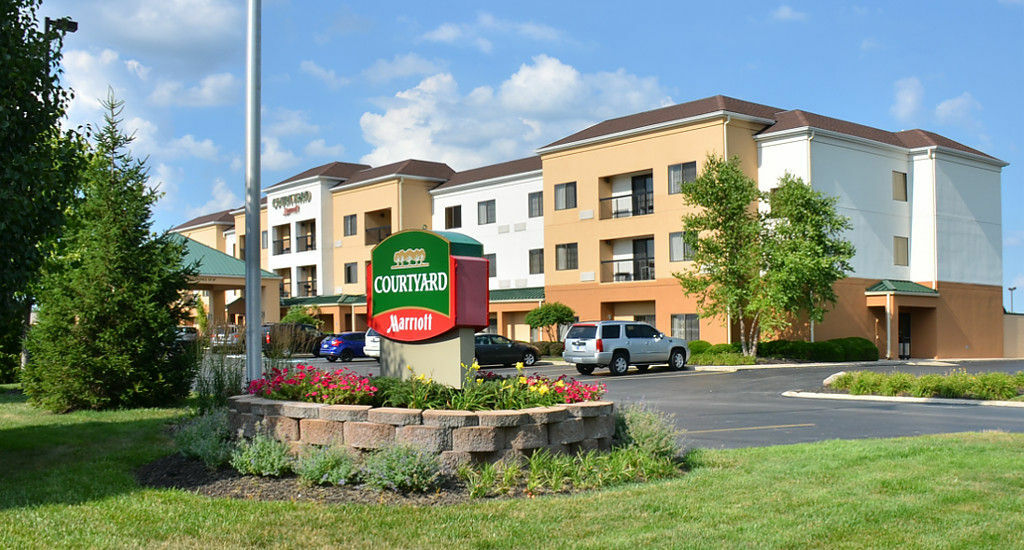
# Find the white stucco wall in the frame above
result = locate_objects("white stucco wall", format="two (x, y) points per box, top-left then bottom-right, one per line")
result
(933, 152), (1002, 286)
(430, 172), (544, 289)
(266, 178), (334, 296)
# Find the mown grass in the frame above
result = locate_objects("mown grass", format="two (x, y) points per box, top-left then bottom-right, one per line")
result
(2, 384), (1024, 549)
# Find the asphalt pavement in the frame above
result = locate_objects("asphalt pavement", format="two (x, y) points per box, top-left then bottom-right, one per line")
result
(288, 355), (1024, 450)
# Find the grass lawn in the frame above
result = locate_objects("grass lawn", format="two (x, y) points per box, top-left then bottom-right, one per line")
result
(2, 383), (1024, 549)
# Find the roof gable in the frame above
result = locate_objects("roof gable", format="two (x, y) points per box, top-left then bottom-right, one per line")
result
(434, 156), (542, 191)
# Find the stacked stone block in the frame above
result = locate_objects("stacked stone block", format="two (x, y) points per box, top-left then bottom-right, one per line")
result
(226, 395), (616, 470)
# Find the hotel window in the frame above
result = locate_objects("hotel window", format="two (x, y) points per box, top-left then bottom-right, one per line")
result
(668, 161), (697, 194)
(892, 171), (908, 201)
(894, 236), (909, 266)
(261, 230), (268, 249)
(343, 214), (357, 236)
(483, 253), (496, 277)
(445, 205), (462, 229)
(528, 191), (543, 218)
(344, 262), (358, 284)
(554, 182), (577, 210)
(478, 200), (496, 225)
(671, 314), (700, 342)
(556, 243), (578, 270)
(529, 248), (544, 274)
(669, 231), (696, 262)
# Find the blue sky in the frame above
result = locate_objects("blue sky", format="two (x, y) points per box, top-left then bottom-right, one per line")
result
(39, 0), (1024, 308)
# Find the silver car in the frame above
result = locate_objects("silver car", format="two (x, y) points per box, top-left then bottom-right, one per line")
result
(562, 321), (690, 376)
(363, 327), (380, 360)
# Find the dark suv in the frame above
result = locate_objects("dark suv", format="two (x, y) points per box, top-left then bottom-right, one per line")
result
(562, 321), (690, 375)
(261, 323), (323, 357)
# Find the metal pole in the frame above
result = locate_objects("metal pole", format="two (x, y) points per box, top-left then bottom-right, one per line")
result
(244, 0), (262, 383)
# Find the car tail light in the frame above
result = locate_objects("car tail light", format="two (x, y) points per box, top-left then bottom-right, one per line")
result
(264, 332), (270, 344)
(595, 338), (603, 352)
(332, 339), (341, 346)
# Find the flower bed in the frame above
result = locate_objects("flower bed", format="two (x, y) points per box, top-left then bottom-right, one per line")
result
(826, 369), (1024, 401)
(227, 395), (616, 470)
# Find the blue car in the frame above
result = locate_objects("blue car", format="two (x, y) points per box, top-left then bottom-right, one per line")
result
(319, 332), (367, 362)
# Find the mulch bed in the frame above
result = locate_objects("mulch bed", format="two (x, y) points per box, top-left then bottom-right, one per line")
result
(135, 453), (473, 506)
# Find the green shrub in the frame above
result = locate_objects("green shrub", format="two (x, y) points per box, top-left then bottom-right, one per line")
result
(688, 352), (756, 366)
(688, 340), (711, 354)
(547, 342), (565, 356)
(847, 371), (886, 395)
(615, 402), (682, 459)
(879, 372), (915, 395)
(972, 372), (1019, 401)
(757, 340), (786, 357)
(193, 352), (244, 414)
(828, 337), (879, 362)
(229, 432), (293, 477)
(809, 341), (845, 362)
(174, 408), (234, 468)
(837, 370), (1024, 401)
(361, 444), (441, 493)
(294, 445), (360, 486)
(828, 371), (855, 390)
(531, 341), (550, 356)
(707, 343), (735, 355)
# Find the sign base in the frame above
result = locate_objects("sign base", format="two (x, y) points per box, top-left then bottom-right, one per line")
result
(380, 328), (475, 389)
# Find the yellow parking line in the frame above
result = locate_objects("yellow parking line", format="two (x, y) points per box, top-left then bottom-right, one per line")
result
(686, 423), (815, 434)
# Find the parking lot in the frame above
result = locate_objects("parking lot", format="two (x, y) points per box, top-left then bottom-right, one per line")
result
(276, 355), (1024, 449)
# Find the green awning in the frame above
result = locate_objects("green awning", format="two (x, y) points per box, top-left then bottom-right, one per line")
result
(489, 287), (545, 302)
(172, 233), (279, 279)
(280, 294), (366, 307)
(865, 280), (938, 295)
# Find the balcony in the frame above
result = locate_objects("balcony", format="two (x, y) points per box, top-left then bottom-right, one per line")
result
(601, 256), (655, 283)
(273, 238), (291, 255)
(296, 280), (317, 297)
(279, 282), (291, 299)
(599, 191), (654, 220)
(365, 225), (391, 246)
(295, 234), (316, 252)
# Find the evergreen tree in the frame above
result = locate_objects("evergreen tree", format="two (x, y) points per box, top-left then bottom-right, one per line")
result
(0, 1), (86, 382)
(22, 94), (198, 412)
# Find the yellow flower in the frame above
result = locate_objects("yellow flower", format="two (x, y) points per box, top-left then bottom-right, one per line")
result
(471, 361), (481, 371)
(528, 385), (537, 392)
(415, 373), (427, 382)
(515, 362), (524, 371)
(518, 376), (528, 385)
(406, 365), (414, 372)
(554, 380), (565, 388)
(537, 384), (550, 395)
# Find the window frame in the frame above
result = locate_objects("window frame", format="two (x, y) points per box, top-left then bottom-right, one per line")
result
(343, 214), (357, 237)
(444, 205), (462, 229)
(344, 262), (358, 284)
(483, 253), (496, 277)
(554, 182), (577, 211)
(555, 243), (578, 271)
(477, 199), (496, 225)
(892, 171), (908, 202)
(529, 248), (544, 274)
(671, 313), (700, 342)
(669, 231), (696, 262)
(668, 161), (697, 195)
(528, 191), (543, 218)
(894, 236), (909, 266)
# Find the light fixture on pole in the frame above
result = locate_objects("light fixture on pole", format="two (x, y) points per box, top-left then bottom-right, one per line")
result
(244, 0), (263, 383)
(1010, 286), (1018, 313)
(44, 16), (78, 34)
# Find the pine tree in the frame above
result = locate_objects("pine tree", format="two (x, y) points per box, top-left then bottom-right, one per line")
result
(22, 94), (198, 412)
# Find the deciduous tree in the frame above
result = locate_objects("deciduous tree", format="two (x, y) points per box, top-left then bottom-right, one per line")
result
(525, 302), (576, 341)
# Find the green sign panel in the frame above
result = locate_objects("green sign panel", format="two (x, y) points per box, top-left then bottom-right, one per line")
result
(368, 230), (455, 341)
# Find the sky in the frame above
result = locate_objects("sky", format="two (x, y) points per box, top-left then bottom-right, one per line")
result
(37, 0), (1024, 308)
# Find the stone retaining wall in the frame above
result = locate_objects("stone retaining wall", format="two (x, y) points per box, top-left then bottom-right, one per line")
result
(226, 395), (616, 471)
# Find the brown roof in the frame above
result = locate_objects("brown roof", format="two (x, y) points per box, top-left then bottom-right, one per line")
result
(760, 110), (997, 160)
(331, 159), (455, 189)
(542, 95), (785, 149)
(433, 156), (542, 191)
(270, 161), (371, 189)
(171, 208), (235, 231)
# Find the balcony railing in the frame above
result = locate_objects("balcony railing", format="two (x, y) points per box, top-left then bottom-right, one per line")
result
(273, 238), (291, 255)
(279, 282), (291, 299)
(600, 256), (655, 283)
(365, 225), (391, 246)
(296, 280), (317, 297)
(599, 191), (654, 220)
(295, 234), (316, 252)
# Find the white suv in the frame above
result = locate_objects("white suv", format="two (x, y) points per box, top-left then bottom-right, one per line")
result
(562, 321), (690, 376)
(363, 328), (380, 360)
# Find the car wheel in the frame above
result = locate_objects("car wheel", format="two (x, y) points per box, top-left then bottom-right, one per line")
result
(608, 352), (630, 376)
(669, 349), (687, 371)
(340, 349), (354, 362)
(636, 364), (650, 374)
(312, 346), (320, 358)
(326, 356), (338, 363)
(575, 364), (595, 375)
(522, 351), (537, 367)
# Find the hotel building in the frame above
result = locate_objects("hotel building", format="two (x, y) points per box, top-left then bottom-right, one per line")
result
(173, 95), (1009, 359)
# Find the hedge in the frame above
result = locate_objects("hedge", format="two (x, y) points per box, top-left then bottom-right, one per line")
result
(758, 337), (878, 362)
(531, 341), (565, 357)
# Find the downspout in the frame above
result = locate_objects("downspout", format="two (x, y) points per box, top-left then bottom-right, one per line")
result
(397, 176), (404, 232)
(886, 293), (893, 359)
(929, 148), (938, 290)
(807, 130), (816, 342)
(724, 115), (731, 345)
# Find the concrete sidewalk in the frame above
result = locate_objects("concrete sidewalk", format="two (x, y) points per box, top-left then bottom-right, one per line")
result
(542, 355), (1020, 372)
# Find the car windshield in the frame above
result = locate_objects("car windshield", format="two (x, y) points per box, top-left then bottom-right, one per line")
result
(565, 325), (597, 339)
(366, 328), (378, 337)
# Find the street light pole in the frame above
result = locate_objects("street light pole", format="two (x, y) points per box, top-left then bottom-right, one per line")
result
(244, 0), (263, 383)
(1010, 286), (1018, 313)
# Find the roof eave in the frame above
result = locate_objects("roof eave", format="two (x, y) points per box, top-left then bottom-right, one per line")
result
(330, 173), (449, 193)
(430, 169), (543, 196)
(907, 145), (1009, 168)
(864, 291), (939, 297)
(172, 220), (234, 232)
(536, 110), (777, 155)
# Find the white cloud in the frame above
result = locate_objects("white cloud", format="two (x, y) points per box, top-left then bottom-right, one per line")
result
(125, 116), (160, 154)
(150, 162), (184, 214)
(359, 55), (671, 169)
(935, 92), (982, 129)
(299, 60), (349, 90)
(364, 53), (446, 84)
(124, 59), (151, 80)
(304, 139), (345, 159)
(186, 178), (241, 218)
(771, 5), (808, 21)
(890, 77), (923, 123)
(230, 155), (243, 172)
(422, 13), (562, 53)
(860, 37), (879, 51)
(266, 108), (320, 137)
(1005, 231), (1024, 248)
(150, 73), (238, 107)
(168, 134), (220, 161)
(261, 137), (301, 171)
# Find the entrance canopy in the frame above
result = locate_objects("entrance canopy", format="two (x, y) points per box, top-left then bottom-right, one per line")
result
(865, 279), (938, 359)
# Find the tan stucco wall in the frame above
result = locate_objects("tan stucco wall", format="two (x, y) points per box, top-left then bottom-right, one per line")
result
(233, 208), (269, 268)
(1004, 314), (1024, 358)
(178, 224), (229, 252)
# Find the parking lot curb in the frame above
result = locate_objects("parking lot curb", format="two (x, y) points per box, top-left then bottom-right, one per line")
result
(693, 360), (903, 371)
(782, 390), (1024, 408)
